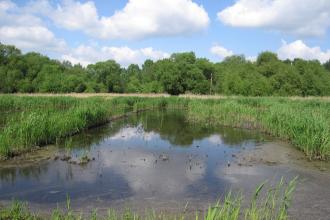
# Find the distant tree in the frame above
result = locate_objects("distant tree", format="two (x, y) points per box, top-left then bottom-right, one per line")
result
(256, 51), (279, 66)
(223, 55), (246, 65)
(324, 59), (330, 72)
(195, 58), (214, 80)
(0, 42), (329, 96)
(170, 52), (196, 64)
(34, 64), (63, 92)
(0, 43), (21, 65)
(126, 75), (141, 93)
(270, 66), (302, 96)
(87, 60), (123, 93)
(155, 59), (184, 95)
(127, 64), (140, 76)
(184, 66), (209, 94)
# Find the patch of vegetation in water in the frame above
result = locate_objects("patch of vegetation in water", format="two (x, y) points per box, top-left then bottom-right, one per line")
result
(0, 177), (297, 220)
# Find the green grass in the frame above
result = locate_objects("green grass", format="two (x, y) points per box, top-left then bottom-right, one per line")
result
(0, 178), (297, 220)
(0, 96), (183, 159)
(0, 95), (329, 160)
(186, 97), (330, 160)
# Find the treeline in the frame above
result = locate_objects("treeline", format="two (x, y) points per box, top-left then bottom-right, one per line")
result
(1, 43), (330, 96)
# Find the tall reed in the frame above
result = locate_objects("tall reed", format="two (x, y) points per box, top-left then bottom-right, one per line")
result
(1, 95), (329, 160)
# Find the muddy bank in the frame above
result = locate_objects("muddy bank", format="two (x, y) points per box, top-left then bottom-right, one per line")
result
(234, 141), (330, 172)
(0, 145), (58, 168)
(228, 141), (330, 220)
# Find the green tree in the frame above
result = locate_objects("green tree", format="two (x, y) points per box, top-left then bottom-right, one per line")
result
(155, 59), (184, 95)
(87, 60), (123, 93)
(324, 59), (330, 72)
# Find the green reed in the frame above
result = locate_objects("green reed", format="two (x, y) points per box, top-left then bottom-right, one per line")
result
(186, 97), (330, 160)
(0, 96), (183, 159)
(1, 95), (329, 160)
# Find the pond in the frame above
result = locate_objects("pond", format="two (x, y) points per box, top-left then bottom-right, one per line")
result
(0, 110), (329, 219)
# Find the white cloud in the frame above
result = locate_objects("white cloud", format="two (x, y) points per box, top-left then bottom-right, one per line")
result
(0, 0), (66, 53)
(51, 0), (100, 31)
(277, 40), (330, 63)
(210, 44), (233, 60)
(210, 40), (330, 64)
(62, 44), (170, 67)
(0, 0), (15, 11)
(218, 0), (330, 37)
(50, 0), (209, 39)
(0, 26), (66, 53)
(1, 0), (171, 65)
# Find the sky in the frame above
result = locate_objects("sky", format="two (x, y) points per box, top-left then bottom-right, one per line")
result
(1, 0), (330, 66)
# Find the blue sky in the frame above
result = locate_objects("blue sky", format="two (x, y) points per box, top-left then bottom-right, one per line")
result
(1, 0), (330, 66)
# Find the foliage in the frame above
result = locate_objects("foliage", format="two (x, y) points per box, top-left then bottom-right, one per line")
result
(1, 43), (330, 96)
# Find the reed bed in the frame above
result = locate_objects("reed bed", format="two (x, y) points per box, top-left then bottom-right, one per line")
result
(186, 97), (330, 160)
(0, 95), (329, 160)
(0, 96), (182, 159)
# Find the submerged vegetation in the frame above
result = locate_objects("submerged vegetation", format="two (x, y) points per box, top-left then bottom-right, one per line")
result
(0, 95), (329, 160)
(0, 177), (297, 220)
(1, 43), (330, 96)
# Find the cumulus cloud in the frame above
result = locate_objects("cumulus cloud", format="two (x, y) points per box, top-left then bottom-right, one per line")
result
(49, 0), (209, 39)
(51, 0), (100, 32)
(0, 0), (66, 53)
(210, 44), (234, 60)
(62, 45), (170, 67)
(218, 0), (330, 36)
(277, 40), (330, 63)
(210, 40), (330, 64)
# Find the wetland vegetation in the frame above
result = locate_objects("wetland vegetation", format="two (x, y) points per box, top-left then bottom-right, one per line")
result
(0, 95), (329, 160)
(0, 95), (329, 219)
(0, 78), (330, 220)
(1, 2), (330, 218)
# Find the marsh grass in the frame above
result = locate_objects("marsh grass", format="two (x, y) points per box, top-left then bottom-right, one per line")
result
(186, 98), (330, 160)
(0, 95), (329, 160)
(0, 178), (297, 220)
(0, 96), (183, 159)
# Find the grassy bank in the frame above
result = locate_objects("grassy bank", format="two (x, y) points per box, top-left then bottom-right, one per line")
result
(0, 178), (297, 220)
(186, 97), (330, 160)
(0, 95), (183, 159)
(0, 95), (329, 160)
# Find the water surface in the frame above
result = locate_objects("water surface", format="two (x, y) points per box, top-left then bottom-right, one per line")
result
(0, 110), (329, 219)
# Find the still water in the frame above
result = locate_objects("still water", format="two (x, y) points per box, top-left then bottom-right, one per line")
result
(0, 110), (329, 219)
